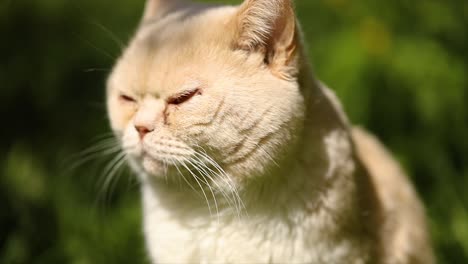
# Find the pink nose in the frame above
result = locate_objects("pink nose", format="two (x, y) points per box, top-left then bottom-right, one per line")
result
(135, 125), (153, 139)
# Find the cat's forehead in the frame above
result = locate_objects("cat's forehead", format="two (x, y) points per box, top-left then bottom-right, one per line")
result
(136, 5), (236, 51)
(115, 6), (238, 96)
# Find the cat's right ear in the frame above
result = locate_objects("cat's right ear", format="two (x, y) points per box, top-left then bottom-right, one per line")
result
(233, 0), (299, 79)
(142, 0), (184, 21)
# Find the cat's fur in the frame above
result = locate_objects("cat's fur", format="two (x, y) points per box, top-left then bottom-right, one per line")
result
(106, 0), (434, 263)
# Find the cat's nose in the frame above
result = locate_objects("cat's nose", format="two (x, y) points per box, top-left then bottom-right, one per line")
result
(135, 125), (153, 139)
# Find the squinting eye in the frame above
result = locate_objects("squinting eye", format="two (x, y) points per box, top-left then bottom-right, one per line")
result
(119, 94), (136, 103)
(167, 88), (201, 105)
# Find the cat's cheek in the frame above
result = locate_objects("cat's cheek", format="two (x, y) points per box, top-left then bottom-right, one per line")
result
(122, 107), (138, 123)
(109, 95), (136, 128)
(163, 107), (175, 126)
(123, 122), (139, 140)
(164, 106), (185, 128)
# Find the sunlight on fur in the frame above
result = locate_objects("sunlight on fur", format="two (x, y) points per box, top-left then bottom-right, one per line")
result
(106, 0), (434, 263)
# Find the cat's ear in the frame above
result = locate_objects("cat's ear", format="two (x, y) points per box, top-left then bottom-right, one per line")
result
(142, 0), (184, 21)
(234, 0), (298, 77)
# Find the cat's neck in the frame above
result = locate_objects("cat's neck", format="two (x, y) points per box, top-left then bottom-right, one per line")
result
(238, 76), (358, 211)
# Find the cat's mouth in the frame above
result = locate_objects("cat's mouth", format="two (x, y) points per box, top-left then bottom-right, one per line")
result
(127, 139), (215, 180)
(137, 145), (192, 177)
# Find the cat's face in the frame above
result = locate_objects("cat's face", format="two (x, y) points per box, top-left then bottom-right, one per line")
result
(107, 0), (304, 187)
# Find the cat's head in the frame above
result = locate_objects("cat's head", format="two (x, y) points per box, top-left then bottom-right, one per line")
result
(107, 0), (306, 187)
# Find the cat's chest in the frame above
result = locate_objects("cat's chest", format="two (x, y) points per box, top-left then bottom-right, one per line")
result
(141, 185), (369, 264)
(144, 204), (305, 263)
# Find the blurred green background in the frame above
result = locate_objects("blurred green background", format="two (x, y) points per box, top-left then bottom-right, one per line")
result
(1, 0), (467, 263)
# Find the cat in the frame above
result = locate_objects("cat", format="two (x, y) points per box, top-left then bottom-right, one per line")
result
(106, 0), (434, 263)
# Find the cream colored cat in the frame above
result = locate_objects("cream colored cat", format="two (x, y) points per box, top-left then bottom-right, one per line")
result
(106, 0), (434, 263)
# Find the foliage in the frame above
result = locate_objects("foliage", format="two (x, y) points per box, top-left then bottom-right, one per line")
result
(1, 0), (467, 263)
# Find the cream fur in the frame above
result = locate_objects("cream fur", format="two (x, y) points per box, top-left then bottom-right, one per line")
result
(106, 0), (434, 263)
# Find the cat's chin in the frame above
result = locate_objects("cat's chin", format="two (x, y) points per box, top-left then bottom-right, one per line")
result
(141, 155), (167, 178)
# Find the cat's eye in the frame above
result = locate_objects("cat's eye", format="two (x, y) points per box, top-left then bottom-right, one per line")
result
(119, 94), (137, 103)
(167, 88), (201, 105)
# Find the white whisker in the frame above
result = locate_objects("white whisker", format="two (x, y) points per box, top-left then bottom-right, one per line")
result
(103, 154), (128, 200)
(185, 158), (220, 222)
(191, 147), (246, 218)
(170, 157), (203, 199)
(189, 154), (239, 216)
(179, 159), (214, 218)
(98, 151), (126, 202)
(66, 137), (120, 173)
(89, 20), (125, 50)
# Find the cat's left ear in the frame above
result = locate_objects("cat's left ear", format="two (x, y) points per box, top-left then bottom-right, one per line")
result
(234, 0), (298, 78)
(143, 0), (184, 21)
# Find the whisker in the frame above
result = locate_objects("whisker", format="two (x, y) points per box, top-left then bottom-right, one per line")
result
(65, 137), (120, 173)
(89, 132), (116, 141)
(92, 151), (126, 210)
(255, 143), (280, 168)
(69, 146), (121, 170)
(79, 36), (116, 60)
(185, 158), (220, 222)
(191, 148), (246, 218)
(98, 152), (126, 199)
(83, 68), (110, 73)
(170, 157), (202, 198)
(104, 155), (128, 202)
(189, 155), (238, 216)
(202, 152), (246, 215)
(89, 20), (125, 50)
(78, 140), (119, 156)
(179, 160), (214, 218)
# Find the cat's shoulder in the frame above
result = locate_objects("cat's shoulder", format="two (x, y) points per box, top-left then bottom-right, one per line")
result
(352, 127), (435, 264)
